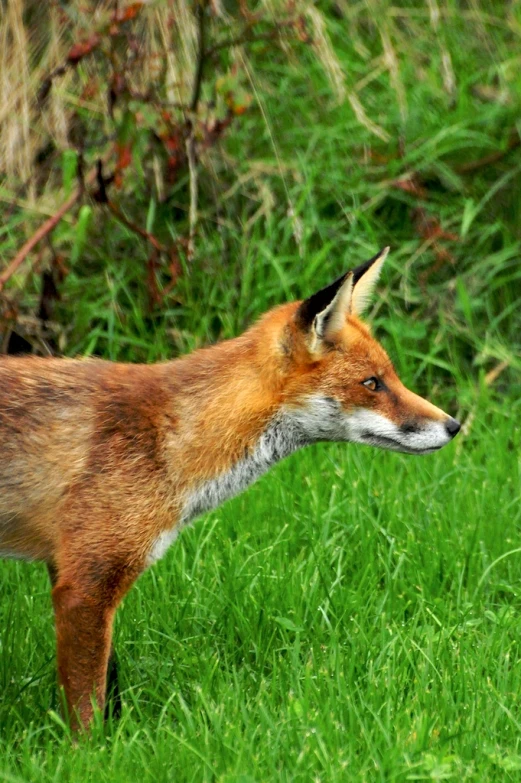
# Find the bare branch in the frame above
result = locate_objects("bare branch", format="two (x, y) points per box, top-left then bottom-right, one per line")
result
(186, 127), (198, 263)
(0, 165), (96, 293)
(190, 1), (208, 113)
(107, 201), (166, 252)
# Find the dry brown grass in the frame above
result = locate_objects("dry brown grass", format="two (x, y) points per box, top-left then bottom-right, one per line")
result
(0, 1), (342, 191)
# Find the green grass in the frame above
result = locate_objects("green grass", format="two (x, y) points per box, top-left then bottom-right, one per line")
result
(0, 389), (520, 781)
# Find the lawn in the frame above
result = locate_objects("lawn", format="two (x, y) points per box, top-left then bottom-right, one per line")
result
(0, 386), (520, 781)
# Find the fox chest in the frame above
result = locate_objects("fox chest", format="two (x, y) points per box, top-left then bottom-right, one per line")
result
(146, 415), (305, 565)
(146, 396), (343, 566)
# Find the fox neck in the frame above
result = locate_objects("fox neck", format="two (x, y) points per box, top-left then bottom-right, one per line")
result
(179, 410), (307, 526)
(162, 316), (333, 527)
(147, 398), (311, 566)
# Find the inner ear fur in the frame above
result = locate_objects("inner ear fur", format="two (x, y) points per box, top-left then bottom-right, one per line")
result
(350, 246), (389, 316)
(295, 246), (390, 341)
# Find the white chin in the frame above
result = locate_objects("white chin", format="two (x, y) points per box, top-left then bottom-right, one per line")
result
(357, 435), (443, 456)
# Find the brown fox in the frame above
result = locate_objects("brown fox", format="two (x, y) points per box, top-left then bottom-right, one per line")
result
(0, 248), (460, 728)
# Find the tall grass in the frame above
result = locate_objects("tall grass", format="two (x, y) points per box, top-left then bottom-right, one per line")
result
(1, 1), (520, 384)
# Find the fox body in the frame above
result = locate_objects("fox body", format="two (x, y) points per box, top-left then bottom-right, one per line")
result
(0, 249), (460, 727)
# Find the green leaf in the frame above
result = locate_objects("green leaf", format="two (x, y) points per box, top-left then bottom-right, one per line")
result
(61, 150), (78, 196)
(274, 617), (303, 633)
(70, 205), (93, 265)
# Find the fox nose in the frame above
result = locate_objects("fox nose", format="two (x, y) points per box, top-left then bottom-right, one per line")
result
(445, 417), (461, 437)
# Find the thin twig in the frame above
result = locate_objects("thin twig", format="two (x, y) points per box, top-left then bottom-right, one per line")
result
(186, 127), (198, 263)
(107, 201), (166, 252)
(0, 169), (93, 293)
(0, 208), (71, 292)
(190, 0), (208, 113)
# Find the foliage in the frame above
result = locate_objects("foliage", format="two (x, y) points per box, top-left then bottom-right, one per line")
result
(0, 0), (334, 335)
(0, 1), (519, 396)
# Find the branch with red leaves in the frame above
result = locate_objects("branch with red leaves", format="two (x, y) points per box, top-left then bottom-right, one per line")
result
(38, 3), (145, 106)
(15, 0), (313, 315)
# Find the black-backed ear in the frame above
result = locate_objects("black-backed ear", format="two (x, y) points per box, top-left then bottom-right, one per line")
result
(294, 271), (354, 351)
(295, 270), (352, 333)
(295, 246), (389, 345)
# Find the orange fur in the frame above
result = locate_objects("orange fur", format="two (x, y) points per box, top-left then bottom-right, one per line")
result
(0, 257), (458, 728)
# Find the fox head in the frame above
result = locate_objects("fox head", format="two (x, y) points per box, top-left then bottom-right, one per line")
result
(273, 247), (460, 455)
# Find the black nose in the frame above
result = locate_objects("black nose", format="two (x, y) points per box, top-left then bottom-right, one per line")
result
(445, 417), (461, 437)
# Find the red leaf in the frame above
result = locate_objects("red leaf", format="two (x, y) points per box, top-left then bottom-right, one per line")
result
(67, 34), (101, 65)
(391, 175), (427, 200)
(115, 142), (133, 171)
(112, 3), (144, 23)
(163, 134), (181, 154)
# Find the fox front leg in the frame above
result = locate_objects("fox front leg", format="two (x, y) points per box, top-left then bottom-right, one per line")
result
(47, 562), (121, 722)
(51, 579), (117, 729)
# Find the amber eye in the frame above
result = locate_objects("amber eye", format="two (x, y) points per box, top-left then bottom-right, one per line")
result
(362, 377), (383, 392)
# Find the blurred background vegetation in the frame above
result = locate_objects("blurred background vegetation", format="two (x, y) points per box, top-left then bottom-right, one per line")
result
(0, 0), (520, 407)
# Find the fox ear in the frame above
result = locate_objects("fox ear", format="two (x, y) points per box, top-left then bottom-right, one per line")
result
(295, 247), (390, 346)
(296, 271), (354, 346)
(350, 246), (389, 316)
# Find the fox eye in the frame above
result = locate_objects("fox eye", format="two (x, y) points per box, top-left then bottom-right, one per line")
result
(362, 377), (383, 392)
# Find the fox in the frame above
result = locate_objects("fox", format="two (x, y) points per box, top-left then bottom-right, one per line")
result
(0, 247), (460, 728)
